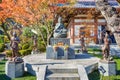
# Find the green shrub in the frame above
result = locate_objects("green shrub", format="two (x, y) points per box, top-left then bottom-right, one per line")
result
(113, 56), (119, 59)
(0, 35), (4, 43)
(19, 49), (32, 56)
(19, 50), (27, 56)
(87, 48), (94, 51)
(5, 50), (12, 57)
(94, 49), (102, 52)
(87, 48), (102, 52)
(0, 43), (5, 52)
(38, 45), (46, 52)
(22, 43), (30, 50)
(29, 46), (33, 50)
(26, 49), (32, 55)
(22, 27), (34, 38)
(18, 44), (22, 50)
(4, 36), (10, 43)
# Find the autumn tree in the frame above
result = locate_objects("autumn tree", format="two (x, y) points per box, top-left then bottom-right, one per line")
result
(0, 0), (76, 46)
(12, 0), (60, 46)
(0, 0), (14, 40)
(0, 0), (48, 43)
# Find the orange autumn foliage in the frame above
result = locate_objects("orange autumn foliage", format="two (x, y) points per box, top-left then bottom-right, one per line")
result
(0, 0), (69, 26)
(0, 0), (14, 22)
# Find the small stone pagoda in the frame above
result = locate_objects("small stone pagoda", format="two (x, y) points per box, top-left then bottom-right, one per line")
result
(46, 16), (75, 59)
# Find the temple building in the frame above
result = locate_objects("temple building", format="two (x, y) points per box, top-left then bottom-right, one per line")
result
(51, 0), (120, 45)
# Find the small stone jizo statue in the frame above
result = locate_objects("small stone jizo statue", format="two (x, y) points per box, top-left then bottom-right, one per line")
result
(80, 35), (87, 53)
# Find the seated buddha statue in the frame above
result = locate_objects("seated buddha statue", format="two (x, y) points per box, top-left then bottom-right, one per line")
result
(53, 16), (67, 38)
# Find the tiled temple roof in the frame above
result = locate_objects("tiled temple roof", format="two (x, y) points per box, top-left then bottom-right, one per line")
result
(57, 0), (119, 8)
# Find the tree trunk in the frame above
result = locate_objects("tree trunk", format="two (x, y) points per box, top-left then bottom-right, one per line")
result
(47, 31), (54, 45)
(1, 22), (11, 40)
(33, 22), (47, 47)
(96, 0), (120, 46)
(39, 29), (47, 47)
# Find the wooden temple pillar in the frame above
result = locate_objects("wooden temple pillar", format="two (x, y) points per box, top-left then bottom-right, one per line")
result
(70, 19), (75, 44)
(94, 16), (98, 43)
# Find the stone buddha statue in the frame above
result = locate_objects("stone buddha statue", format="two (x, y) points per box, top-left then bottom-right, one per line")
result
(53, 16), (67, 38)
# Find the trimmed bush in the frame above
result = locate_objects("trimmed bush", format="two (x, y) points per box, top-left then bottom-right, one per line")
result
(19, 50), (27, 56)
(87, 48), (94, 51)
(26, 49), (32, 55)
(4, 36), (10, 43)
(94, 49), (102, 52)
(22, 27), (34, 38)
(0, 43), (5, 52)
(29, 46), (33, 50)
(19, 49), (32, 56)
(18, 44), (22, 50)
(0, 35), (4, 43)
(5, 50), (12, 57)
(38, 45), (46, 52)
(87, 48), (102, 52)
(22, 43), (30, 50)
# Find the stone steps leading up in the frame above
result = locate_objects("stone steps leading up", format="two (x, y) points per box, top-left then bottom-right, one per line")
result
(47, 67), (78, 74)
(46, 73), (79, 80)
(47, 64), (78, 73)
(45, 64), (80, 80)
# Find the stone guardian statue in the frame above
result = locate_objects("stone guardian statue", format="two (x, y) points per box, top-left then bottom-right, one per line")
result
(10, 32), (20, 61)
(102, 32), (111, 61)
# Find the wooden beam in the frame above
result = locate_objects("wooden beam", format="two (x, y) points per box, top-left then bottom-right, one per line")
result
(74, 22), (95, 25)
(74, 17), (105, 19)
(74, 22), (106, 25)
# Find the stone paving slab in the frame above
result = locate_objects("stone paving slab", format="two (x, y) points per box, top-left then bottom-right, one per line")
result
(46, 73), (79, 80)
(23, 53), (99, 67)
(47, 73), (79, 77)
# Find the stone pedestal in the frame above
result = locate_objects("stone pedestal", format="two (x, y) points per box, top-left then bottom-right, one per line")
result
(5, 61), (24, 78)
(47, 38), (74, 60)
(50, 38), (70, 46)
(46, 46), (54, 59)
(98, 60), (117, 76)
(46, 46), (75, 59)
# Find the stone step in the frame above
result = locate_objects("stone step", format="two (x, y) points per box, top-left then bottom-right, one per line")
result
(46, 73), (80, 80)
(47, 68), (78, 74)
(47, 64), (78, 73)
